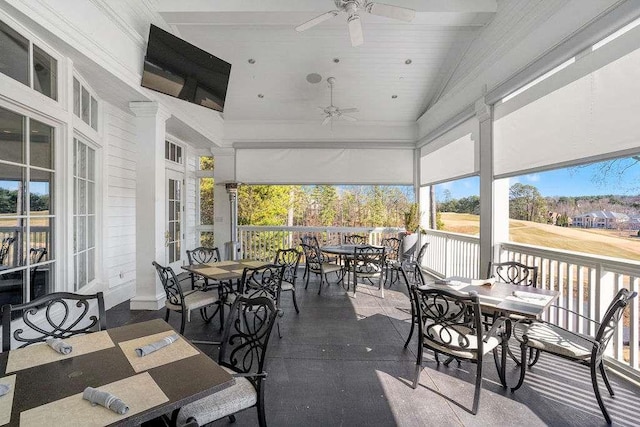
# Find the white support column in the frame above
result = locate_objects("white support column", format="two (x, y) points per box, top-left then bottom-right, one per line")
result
(129, 101), (171, 310)
(212, 148), (235, 259)
(477, 97), (502, 278)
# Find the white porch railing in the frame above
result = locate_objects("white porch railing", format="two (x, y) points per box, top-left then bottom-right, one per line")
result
(499, 242), (640, 379)
(421, 230), (480, 279)
(238, 226), (404, 261)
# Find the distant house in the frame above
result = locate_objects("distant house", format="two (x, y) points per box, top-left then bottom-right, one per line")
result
(572, 210), (629, 229)
(629, 215), (640, 230)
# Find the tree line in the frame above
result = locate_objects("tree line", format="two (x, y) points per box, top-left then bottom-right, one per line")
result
(238, 185), (414, 228)
(437, 182), (640, 225)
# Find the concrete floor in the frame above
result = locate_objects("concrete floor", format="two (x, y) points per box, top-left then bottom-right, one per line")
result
(109, 272), (640, 427)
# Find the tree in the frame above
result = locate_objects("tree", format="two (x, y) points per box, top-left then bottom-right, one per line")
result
(509, 183), (547, 222)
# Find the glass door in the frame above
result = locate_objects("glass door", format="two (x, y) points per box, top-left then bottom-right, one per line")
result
(166, 170), (184, 270)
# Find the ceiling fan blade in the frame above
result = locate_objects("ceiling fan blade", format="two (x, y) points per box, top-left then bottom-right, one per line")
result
(295, 10), (340, 32)
(322, 116), (332, 126)
(339, 108), (359, 114)
(340, 115), (357, 121)
(366, 2), (416, 22)
(348, 15), (364, 47)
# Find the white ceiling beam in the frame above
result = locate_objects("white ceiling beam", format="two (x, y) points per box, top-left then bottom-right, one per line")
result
(154, 0), (497, 14)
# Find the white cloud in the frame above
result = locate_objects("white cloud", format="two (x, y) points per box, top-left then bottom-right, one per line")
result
(525, 174), (541, 183)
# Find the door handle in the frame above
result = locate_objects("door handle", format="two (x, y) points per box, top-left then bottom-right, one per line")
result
(164, 230), (170, 247)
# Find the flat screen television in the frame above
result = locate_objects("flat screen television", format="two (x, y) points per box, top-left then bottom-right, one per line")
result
(141, 24), (231, 112)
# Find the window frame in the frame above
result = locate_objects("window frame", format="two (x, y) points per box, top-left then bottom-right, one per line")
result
(195, 155), (215, 247)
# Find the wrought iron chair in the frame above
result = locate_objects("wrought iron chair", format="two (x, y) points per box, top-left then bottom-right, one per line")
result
(487, 261), (538, 287)
(350, 245), (385, 298)
(237, 263), (286, 338)
(343, 234), (367, 245)
(1, 291), (106, 351)
(273, 248), (302, 313)
(399, 262), (427, 348)
(300, 243), (343, 295)
(412, 287), (510, 415)
(0, 237), (15, 265)
(29, 248), (48, 300)
(152, 261), (220, 335)
(186, 246), (222, 290)
(381, 237), (401, 287)
(300, 235), (337, 279)
(511, 288), (636, 424)
(175, 296), (278, 427)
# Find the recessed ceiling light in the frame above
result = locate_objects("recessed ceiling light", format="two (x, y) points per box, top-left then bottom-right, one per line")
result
(248, 58), (256, 64)
(405, 59), (412, 64)
(391, 95), (398, 99)
(257, 93), (264, 98)
(333, 58), (340, 63)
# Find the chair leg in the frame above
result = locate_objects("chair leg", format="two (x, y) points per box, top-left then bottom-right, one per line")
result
(291, 289), (300, 314)
(219, 302), (225, 332)
(228, 414), (236, 423)
(305, 269), (310, 290)
(164, 308), (170, 322)
(472, 360), (483, 415)
(257, 386), (267, 427)
(318, 273), (323, 295)
(404, 318), (415, 349)
(600, 361), (615, 397)
(180, 310), (186, 335)
(493, 341), (507, 388)
(511, 339), (529, 392)
(591, 360), (612, 424)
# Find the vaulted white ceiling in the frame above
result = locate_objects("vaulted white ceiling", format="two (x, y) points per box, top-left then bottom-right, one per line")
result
(153, 0), (496, 142)
(149, 0), (622, 146)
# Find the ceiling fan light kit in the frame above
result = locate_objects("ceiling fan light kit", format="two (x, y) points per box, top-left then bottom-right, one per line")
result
(320, 77), (359, 126)
(295, 0), (416, 47)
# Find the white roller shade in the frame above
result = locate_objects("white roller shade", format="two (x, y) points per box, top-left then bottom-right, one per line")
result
(420, 117), (479, 185)
(494, 35), (640, 176)
(235, 148), (414, 184)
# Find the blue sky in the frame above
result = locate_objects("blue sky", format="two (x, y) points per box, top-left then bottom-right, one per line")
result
(436, 157), (640, 200)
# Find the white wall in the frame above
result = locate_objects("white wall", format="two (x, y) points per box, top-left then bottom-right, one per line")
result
(101, 104), (138, 307)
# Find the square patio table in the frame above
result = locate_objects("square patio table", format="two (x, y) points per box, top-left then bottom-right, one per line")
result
(0, 318), (233, 426)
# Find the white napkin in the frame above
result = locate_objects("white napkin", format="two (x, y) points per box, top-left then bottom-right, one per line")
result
(135, 334), (179, 357)
(0, 384), (9, 397)
(46, 338), (73, 355)
(82, 387), (129, 415)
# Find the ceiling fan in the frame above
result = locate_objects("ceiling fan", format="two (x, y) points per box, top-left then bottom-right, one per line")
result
(319, 77), (358, 126)
(295, 0), (416, 47)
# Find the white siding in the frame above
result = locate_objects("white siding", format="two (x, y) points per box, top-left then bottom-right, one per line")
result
(185, 149), (197, 250)
(103, 103), (137, 292)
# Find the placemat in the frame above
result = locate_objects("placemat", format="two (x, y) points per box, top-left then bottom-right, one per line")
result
(197, 267), (228, 276)
(19, 372), (168, 427)
(118, 331), (199, 373)
(0, 374), (16, 426)
(6, 331), (115, 373)
(504, 293), (554, 306)
(206, 261), (237, 267)
(240, 261), (267, 268)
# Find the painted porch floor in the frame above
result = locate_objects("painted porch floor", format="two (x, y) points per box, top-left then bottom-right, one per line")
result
(109, 273), (640, 427)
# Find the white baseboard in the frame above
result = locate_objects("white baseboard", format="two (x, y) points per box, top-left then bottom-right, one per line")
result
(129, 293), (165, 311)
(103, 281), (136, 310)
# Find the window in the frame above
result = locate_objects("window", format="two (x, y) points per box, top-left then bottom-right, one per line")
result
(0, 106), (55, 305)
(0, 19), (57, 101)
(434, 176), (480, 236)
(73, 138), (96, 290)
(197, 156), (214, 246)
(165, 140), (183, 164)
(72, 77), (98, 130)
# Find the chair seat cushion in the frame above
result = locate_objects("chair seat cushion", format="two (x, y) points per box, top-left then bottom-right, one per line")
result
(176, 366), (258, 426)
(322, 263), (343, 274)
(514, 322), (593, 359)
(281, 282), (295, 291)
(165, 290), (218, 321)
(423, 324), (500, 359)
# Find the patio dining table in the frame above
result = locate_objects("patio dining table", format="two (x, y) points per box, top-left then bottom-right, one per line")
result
(0, 318), (234, 426)
(421, 276), (559, 318)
